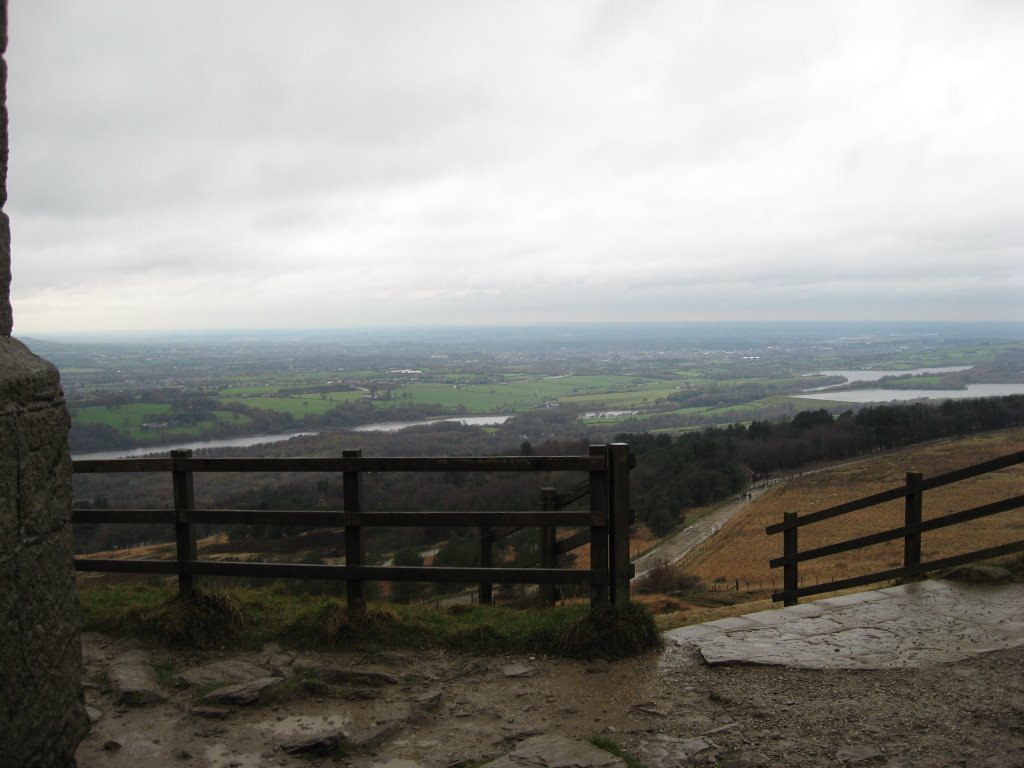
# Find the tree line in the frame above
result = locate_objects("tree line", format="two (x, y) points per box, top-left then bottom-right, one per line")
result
(72, 395), (1024, 554)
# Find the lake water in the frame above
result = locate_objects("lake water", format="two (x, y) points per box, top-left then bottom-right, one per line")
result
(349, 415), (513, 433)
(812, 366), (973, 386)
(793, 383), (1024, 404)
(71, 431), (319, 461)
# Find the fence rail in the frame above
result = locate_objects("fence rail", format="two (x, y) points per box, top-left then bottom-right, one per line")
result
(767, 450), (1024, 605)
(72, 443), (635, 607)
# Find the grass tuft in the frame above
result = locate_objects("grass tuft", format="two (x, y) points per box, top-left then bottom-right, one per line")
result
(590, 736), (649, 768)
(552, 602), (662, 660)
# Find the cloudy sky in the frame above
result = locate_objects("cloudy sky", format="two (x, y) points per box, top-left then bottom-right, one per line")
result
(7, 1), (1024, 333)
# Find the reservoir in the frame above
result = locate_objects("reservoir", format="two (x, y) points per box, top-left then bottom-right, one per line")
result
(793, 383), (1024, 404)
(349, 414), (513, 432)
(71, 431), (319, 461)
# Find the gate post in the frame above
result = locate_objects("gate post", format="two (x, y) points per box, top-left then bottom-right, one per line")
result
(783, 511), (798, 606)
(343, 449), (364, 609)
(904, 471), (923, 568)
(607, 443), (632, 606)
(539, 487), (557, 606)
(171, 449), (197, 598)
(478, 526), (493, 605)
(589, 445), (609, 606)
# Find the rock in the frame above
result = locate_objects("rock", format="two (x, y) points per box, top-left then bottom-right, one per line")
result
(414, 690), (443, 712)
(102, 740), (122, 752)
(836, 744), (883, 763)
(85, 706), (102, 723)
(281, 731), (349, 757)
(267, 653), (295, 678)
(190, 706), (232, 719)
(349, 722), (402, 751)
(376, 651), (414, 664)
(943, 565), (1011, 584)
(293, 661), (399, 687)
(107, 656), (167, 706)
(177, 659), (269, 687)
(503, 664), (537, 678)
(455, 658), (489, 677)
(204, 677), (284, 705)
(487, 734), (626, 768)
(637, 734), (717, 764)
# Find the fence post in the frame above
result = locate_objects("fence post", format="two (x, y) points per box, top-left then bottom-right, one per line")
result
(478, 526), (493, 605)
(171, 449), (197, 598)
(904, 471), (923, 568)
(783, 511), (798, 606)
(589, 445), (609, 606)
(539, 487), (558, 606)
(343, 449), (364, 609)
(607, 443), (632, 606)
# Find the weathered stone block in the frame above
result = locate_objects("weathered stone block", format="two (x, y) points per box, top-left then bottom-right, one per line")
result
(3, 535), (88, 768)
(16, 404), (73, 539)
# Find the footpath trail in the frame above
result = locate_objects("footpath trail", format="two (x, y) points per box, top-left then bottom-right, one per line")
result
(76, 580), (1024, 768)
(632, 486), (768, 581)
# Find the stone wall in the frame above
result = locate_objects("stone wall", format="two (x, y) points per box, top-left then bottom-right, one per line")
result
(0, 2), (90, 765)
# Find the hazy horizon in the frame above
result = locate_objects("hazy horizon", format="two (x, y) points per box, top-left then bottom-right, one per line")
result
(8, 2), (1024, 333)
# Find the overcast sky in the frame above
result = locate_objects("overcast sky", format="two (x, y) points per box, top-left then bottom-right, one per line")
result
(7, 1), (1024, 334)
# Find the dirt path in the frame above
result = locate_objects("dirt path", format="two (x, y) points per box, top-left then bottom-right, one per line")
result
(77, 632), (1024, 767)
(633, 487), (768, 581)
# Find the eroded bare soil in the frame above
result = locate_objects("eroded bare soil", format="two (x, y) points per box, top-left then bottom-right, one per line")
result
(77, 632), (1024, 768)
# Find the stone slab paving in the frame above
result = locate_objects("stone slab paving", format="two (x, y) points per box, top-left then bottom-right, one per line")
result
(665, 579), (1024, 669)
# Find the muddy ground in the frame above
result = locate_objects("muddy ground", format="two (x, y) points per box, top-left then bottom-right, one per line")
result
(76, 631), (1024, 768)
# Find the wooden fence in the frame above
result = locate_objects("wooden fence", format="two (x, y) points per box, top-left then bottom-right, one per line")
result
(767, 450), (1024, 605)
(72, 443), (635, 607)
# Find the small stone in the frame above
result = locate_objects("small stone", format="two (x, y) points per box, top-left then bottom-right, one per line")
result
(281, 732), (348, 757)
(85, 706), (102, 723)
(414, 690), (443, 712)
(102, 740), (122, 752)
(204, 677), (284, 705)
(944, 565), (1011, 584)
(836, 744), (883, 763)
(502, 664), (536, 678)
(190, 706), (232, 719)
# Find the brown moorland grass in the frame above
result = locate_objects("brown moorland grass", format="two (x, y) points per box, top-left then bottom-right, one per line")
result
(683, 428), (1024, 592)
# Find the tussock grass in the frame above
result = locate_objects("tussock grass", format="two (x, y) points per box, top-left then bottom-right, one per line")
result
(78, 583), (660, 659)
(551, 602), (662, 660)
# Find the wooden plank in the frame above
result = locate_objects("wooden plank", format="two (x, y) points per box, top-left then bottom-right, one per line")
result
(74, 559), (178, 574)
(556, 483), (590, 509)
(772, 538), (1024, 603)
(921, 450), (1024, 491)
(767, 450), (1024, 536)
(555, 529), (591, 556)
(180, 560), (608, 585)
(72, 509), (175, 524)
(159, 455), (604, 474)
(769, 494), (1024, 568)
(766, 485), (908, 534)
(72, 458), (173, 473)
(180, 509), (604, 527)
